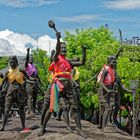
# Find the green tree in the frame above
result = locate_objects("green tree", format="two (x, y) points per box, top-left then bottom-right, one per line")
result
(0, 57), (8, 70)
(64, 27), (140, 109)
(32, 49), (50, 90)
(64, 26), (120, 108)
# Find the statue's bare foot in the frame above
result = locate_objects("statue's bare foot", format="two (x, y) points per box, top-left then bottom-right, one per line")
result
(38, 129), (46, 137)
(0, 127), (4, 131)
(67, 126), (73, 132)
(77, 129), (86, 138)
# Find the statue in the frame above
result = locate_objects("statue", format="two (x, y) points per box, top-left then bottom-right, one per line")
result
(0, 56), (35, 131)
(25, 48), (40, 116)
(38, 20), (86, 136)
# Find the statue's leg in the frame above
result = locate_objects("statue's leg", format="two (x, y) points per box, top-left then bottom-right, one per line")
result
(0, 92), (13, 131)
(40, 89), (51, 126)
(41, 110), (52, 134)
(60, 80), (74, 132)
(0, 98), (2, 119)
(101, 102), (110, 129)
(32, 92), (37, 114)
(18, 104), (25, 129)
(70, 82), (82, 132)
(17, 90), (26, 130)
(26, 83), (33, 114)
(40, 100), (50, 127)
(56, 106), (63, 121)
(71, 96), (86, 137)
(0, 93), (6, 119)
(98, 103), (105, 129)
(113, 93), (120, 128)
(107, 95), (115, 125)
(38, 89), (51, 136)
(113, 104), (120, 127)
(33, 84), (38, 114)
(61, 98), (72, 131)
(71, 104), (82, 130)
(38, 109), (52, 136)
(69, 92), (81, 131)
(2, 96), (5, 117)
(98, 88), (106, 129)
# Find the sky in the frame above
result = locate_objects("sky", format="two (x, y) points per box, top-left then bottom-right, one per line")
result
(0, 0), (140, 56)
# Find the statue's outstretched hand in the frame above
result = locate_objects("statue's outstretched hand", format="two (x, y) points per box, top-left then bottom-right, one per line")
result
(81, 45), (87, 50)
(129, 90), (135, 94)
(118, 47), (123, 52)
(107, 89), (116, 94)
(27, 48), (30, 52)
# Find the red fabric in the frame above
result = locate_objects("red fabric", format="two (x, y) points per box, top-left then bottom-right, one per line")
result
(49, 55), (72, 79)
(104, 65), (115, 85)
(22, 128), (31, 131)
(97, 64), (115, 85)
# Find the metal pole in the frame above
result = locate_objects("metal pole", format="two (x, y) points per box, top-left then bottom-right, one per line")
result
(130, 80), (139, 137)
(37, 33), (38, 52)
(49, 40), (51, 56)
(132, 91), (136, 137)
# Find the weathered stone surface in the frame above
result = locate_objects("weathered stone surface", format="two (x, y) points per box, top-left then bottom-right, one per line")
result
(0, 115), (139, 140)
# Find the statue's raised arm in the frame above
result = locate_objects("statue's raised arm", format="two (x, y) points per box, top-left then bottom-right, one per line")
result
(70, 45), (87, 67)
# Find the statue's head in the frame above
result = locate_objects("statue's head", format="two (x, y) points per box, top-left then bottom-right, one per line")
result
(9, 55), (18, 69)
(0, 73), (4, 78)
(60, 42), (67, 56)
(29, 54), (33, 64)
(107, 55), (117, 68)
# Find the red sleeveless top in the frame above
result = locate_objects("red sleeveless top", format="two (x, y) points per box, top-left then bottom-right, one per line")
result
(97, 64), (115, 85)
(49, 55), (72, 79)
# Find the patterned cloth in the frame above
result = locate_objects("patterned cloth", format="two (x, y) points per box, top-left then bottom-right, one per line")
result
(26, 63), (37, 76)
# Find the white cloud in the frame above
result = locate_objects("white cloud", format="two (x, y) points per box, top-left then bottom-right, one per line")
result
(0, 0), (58, 8)
(0, 39), (13, 56)
(0, 29), (57, 56)
(103, 0), (140, 10)
(38, 35), (57, 56)
(56, 14), (100, 23)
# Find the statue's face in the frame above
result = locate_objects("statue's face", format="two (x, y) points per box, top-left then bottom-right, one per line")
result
(60, 43), (67, 56)
(109, 59), (117, 68)
(10, 60), (17, 69)
(29, 56), (33, 64)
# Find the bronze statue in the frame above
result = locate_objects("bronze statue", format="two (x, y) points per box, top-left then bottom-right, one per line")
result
(38, 20), (86, 136)
(0, 56), (34, 131)
(0, 73), (5, 119)
(97, 54), (133, 131)
(97, 55), (117, 130)
(25, 48), (40, 116)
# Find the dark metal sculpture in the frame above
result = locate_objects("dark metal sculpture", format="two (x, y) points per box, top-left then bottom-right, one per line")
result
(48, 20), (58, 33)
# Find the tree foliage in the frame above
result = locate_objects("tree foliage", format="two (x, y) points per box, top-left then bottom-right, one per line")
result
(0, 57), (8, 70)
(63, 27), (140, 109)
(117, 45), (140, 104)
(32, 49), (50, 91)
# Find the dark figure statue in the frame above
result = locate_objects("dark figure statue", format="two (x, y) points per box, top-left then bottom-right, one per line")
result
(0, 56), (35, 131)
(25, 48), (40, 116)
(97, 55), (117, 130)
(56, 57), (81, 121)
(38, 31), (86, 136)
(97, 55), (133, 132)
(113, 72), (134, 130)
(0, 73), (9, 120)
(0, 73), (4, 119)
